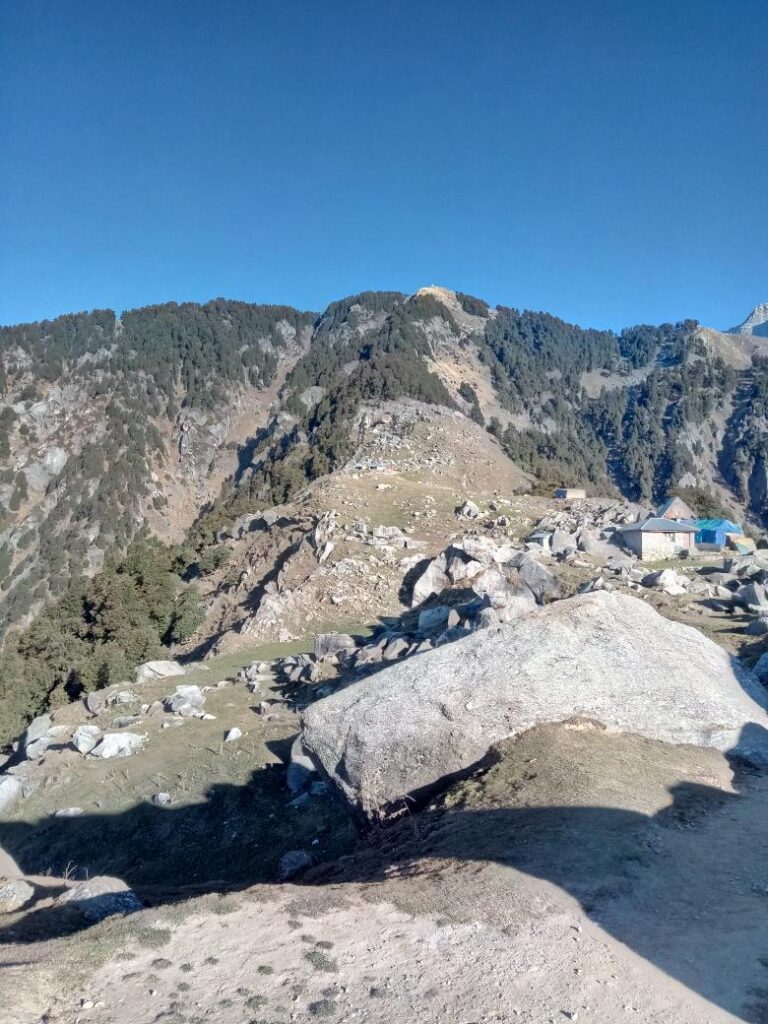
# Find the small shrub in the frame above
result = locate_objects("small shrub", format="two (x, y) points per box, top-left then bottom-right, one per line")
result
(303, 950), (338, 973)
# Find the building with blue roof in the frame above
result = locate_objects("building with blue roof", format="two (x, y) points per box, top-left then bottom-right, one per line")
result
(690, 518), (743, 548)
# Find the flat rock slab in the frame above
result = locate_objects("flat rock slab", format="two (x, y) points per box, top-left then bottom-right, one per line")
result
(301, 591), (768, 819)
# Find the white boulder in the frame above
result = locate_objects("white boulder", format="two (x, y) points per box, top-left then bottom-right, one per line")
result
(302, 591), (768, 819)
(0, 776), (22, 817)
(72, 724), (102, 754)
(135, 660), (185, 685)
(89, 733), (146, 759)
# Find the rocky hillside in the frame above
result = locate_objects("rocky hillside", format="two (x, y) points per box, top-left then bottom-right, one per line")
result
(3, 544), (768, 1023)
(0, 302), (316, 630)
(4, 287), (768, 641)
(6, 287), (768, 749)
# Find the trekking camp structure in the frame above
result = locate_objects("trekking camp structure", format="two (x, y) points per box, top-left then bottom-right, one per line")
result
(619, 496), (747, 560)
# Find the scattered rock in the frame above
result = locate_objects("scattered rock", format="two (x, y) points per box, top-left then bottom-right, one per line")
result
(152, 792), (172, 806)
(164, 685), (206, 716)
(54, 807), (84, 818)
(456, 499), (482, 519)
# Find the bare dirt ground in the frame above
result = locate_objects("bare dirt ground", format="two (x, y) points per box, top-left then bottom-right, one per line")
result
(2, 725), (767, 1024)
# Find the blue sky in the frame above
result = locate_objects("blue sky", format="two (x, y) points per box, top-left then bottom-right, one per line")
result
(1, 0), (766, 331)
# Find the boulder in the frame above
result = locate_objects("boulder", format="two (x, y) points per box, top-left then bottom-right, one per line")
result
(89, 733), (146, 759)
(56, 877), (142, 921)
(0, 777), (22, 817)
(746, 616), (768, 636)
(471, 567), (535, 617)
(224, 727), (242, 742)
(725, 554), (768, 576)
(734, 582), (768, 611)
(287, 735), (318, 793)
(754, 653), (768, 683)
(314, 633), (356, 660)
(456, 500), (481, 519)
(474, 606), (500, 630)
(135, 660), (185, 685)
(417, 606), (458, 636)
(86, 690), (108, 715)
(278, 850), (313, 880)
(411, 558), (450, 607)
(458, 536), (502, 564)
(0, 878), (34, 913)
(301, 591), (768, 819)
(642, 569), (688, 593)
(22, 714), (53, 760)
(445, 555), (484, 583)
(164, 685), (205, 716)
(383, 637), (411, 661)
(355, 644), (385, 669)
(72, 725), (102, 754)
(550, 528), (577, 556)
(510, 555), (562, 604)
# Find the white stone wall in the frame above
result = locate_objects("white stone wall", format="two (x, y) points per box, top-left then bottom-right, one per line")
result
(624, 532), (695, 559)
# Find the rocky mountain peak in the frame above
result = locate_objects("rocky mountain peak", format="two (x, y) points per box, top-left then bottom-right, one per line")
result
(413, 284), (458, 305)
(728, 302), (768, 337)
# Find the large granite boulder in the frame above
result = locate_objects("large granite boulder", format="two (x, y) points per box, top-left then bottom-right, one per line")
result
(135, 660), (185, 685)
(301, 592), (768, 819)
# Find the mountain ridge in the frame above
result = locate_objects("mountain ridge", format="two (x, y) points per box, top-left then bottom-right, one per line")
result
(1, 287), (767, 639)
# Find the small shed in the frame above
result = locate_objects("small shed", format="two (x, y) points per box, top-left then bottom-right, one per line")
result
(693, 518), (743, 548)
(619, 517), (698, 560)
(554, 488), (586, 500)
(657, 495), (695, 521)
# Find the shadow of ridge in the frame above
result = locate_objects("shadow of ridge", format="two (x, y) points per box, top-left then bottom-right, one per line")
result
(1, 725), (767, 1021)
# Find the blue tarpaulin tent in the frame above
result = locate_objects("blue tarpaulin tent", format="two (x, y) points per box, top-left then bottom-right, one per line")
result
(691, 518), (743, 546)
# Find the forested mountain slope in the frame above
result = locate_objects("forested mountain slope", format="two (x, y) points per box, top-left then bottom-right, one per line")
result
(2, 287), (768, 746)
(2, 289), (768, 629)
(0, 302), (315, 630)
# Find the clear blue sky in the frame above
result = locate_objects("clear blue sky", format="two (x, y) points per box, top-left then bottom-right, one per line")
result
(1, 0), (766, 331)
